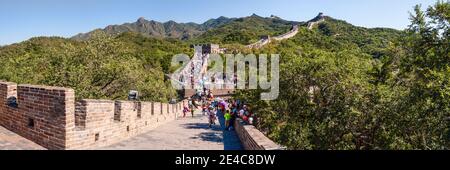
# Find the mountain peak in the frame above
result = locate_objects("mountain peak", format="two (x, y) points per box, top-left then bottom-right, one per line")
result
(318, 12), (325, 17)
(137, 17), (147, 23)
(166, 20), (177, 24)
(250, 13), (261, 17)
(217, 16), (228, 20)
(270, 15), (281, 19)
(72, 13), (339, 41)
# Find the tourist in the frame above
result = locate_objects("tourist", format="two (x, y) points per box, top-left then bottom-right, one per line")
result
(218, 99), (227, 114)
(202, 102), (208, 116)
(233, 73), (237, 87)
(239, 107), (245, 118)
(208, 106), (216, 128)
(207, 90), (214, 101)
(183, 105), (190, 118)
(211, 75), (216, 83)
(229, 107), (236, 131)
(196, 89), (202, 98)
(190, 75), (194, 89)
(231, 102), (238, 116)
(242, 105), (251, 123)
(248, 117), (254, 125)
(224, 109), (231, 131)
(188, 98), (195, 117)
(179, 75), (184, 83)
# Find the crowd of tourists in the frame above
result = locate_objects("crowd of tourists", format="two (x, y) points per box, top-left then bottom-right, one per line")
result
(182, 89), (254, 130)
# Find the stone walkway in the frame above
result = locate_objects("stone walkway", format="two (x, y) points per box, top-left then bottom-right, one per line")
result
(0, 110), (243, 150)
(101, 110), (243, 150)
(0, 126), (45, 150)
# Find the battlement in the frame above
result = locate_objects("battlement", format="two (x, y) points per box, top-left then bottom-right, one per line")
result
(273, 25), (299, 41)
(0, 81), (186, 150)
(191, 44), (221, 54)
(246, 24), (299, 49)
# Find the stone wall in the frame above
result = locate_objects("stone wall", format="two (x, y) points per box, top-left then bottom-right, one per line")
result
(0, 81), (186, 150)
(307, 13), (326, 30)
(273, 25), (299, 41)
(0, 82), (75, 149)
(184, 88), (235, 98)
(246, 38), (271, 49)
(246, 25), (299, 49)
(234, 118), (284, 150)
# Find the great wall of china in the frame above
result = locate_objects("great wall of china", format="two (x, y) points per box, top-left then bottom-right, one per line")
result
(0, 81), (186, 149)
(0, 14), (328, 150)
(0, 48), (277, 150)
(0, 80), (282, 150)
(307, 12), (326, 30)
(246, 13), (326, 49)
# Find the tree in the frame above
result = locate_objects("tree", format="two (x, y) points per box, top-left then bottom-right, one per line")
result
(389, 1), (449, 149)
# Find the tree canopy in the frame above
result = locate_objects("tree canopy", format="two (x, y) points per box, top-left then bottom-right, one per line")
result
(234, 1), (449, 150)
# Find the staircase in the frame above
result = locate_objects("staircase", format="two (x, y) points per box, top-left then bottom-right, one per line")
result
(171, 46), (210, 91)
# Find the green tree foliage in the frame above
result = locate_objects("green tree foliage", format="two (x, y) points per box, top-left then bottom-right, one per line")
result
(389, 1), (449, 149)
(193, 15), (294, 45)
(0, 32), (188, 102)
(0, 1), (447, 150)
(235, 1), (449, 150)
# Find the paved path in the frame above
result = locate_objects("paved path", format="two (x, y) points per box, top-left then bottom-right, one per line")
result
(102, 110), (243, 150)
(0, 126), (45, 150)
(0, 110), (243, 150)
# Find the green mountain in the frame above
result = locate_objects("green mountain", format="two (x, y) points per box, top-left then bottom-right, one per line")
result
(72, 14), (304, 44)
(1, 13), (404, 102)
(72, 16), (235, 40)
(234, 2), (449, 150)
(192, 14), (300, 44)
(312, 16), (404, 57)
(2, 1), (448, 151)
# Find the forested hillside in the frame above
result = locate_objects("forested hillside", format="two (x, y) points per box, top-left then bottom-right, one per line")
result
(191, 14), (298, 45)
(0, 0), (447, 150)
(234, 1), (449, 150)
(0, 32), (190, 102)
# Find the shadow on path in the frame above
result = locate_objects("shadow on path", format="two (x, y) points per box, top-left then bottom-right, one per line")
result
(183, 122), (220, 131)
(217, 111), (243, 150)
(100, 110), (242, 150)
(184, 122), (223, 144)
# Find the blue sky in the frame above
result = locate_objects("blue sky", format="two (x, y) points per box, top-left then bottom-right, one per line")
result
(0, 0), (437, 46)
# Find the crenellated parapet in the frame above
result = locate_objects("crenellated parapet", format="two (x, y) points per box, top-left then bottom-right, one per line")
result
(0, 81), (186, 150)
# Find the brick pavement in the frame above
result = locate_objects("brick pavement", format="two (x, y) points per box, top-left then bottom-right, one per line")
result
(0, 126), (45, 150)
(101, 110), (243, 150)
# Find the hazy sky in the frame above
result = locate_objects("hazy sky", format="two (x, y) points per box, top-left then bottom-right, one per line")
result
(0, 0), (437, 45)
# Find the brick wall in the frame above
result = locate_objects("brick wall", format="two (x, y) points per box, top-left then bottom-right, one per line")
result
(67, 100), (181, 149)
(211, 89), (235, 97)
(0, 81), (186, 150)
(234, 118), (284, 150)
(0, 82), (75, 149)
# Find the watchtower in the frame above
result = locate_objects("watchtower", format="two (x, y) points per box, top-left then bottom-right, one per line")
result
(190, 44), (220, 54)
